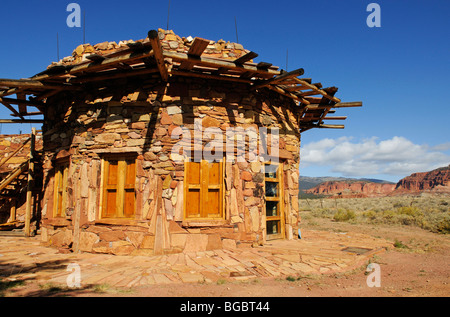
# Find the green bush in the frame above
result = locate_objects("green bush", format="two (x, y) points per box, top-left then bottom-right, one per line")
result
(333, 209), (356, 222)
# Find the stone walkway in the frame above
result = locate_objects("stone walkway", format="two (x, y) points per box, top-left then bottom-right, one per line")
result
(0, 229), (391, 289)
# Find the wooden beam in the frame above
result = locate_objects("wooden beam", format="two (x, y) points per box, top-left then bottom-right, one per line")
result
(69, 67), (160, 84)
(0, 79), (80, 91)
(0, 162), (28, 192)
(171, 69), (252, 84)
(179, 37), (210, 71)
(292, 78), (341, 103)
(0, 119), (44, 123)
(187, 37), (210, 57)
(11, 111), (43, 117)
(24, 127), (36, 237)
(0, 87), (23, 97)
(319, 124), (345, 129)
(256, 62), (272, 70)
(300, 123), (345, 129)
(148, 30), (169, 82)
(266, 85), (310, 105)
(0, 137), (31, 170)
(0, 97), (44, 108)
(322, 116), (347, 120)
(163, 50), (281, 79)
(0, 100), (22, 118)
(234, 51), (258, 65)
(68, 48), (154, 76)
(334, 101), (363, 108)
(252, 68), (305, 89)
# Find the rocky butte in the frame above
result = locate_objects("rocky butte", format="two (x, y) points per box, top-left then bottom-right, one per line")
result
(392, 165), (450, 195)
(305, 165), (450, 198)
(306, 180), (396, 198)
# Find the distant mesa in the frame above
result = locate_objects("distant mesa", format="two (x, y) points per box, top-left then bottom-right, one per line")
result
(301, 165), (450, 198)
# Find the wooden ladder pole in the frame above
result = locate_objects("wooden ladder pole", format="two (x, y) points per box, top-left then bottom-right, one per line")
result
(24, 127), (36, 237)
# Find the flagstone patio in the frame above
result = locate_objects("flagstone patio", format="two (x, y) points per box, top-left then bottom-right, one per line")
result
(0, 229), (391, 289)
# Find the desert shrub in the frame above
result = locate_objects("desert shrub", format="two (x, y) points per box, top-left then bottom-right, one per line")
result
(311, 208), (334, 218)
(382, 209), (396, 221)
(435, 216), (450, 234)
(363, 210), (377, 221)
(333, 209), (356, 222)
(397, 206), (421, 216)
(393, 201), (406, 208)
(394, 239), (409, 249)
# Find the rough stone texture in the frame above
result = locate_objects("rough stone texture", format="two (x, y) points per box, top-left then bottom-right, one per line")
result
(39, 36), (302, 255)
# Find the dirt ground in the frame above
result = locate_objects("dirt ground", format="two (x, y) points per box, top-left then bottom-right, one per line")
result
(3, 216), (448, 298)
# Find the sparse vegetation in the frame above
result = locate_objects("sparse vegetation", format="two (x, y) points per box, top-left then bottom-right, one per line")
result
(299, 194), (450, 234)
(333, 209), (356, 222)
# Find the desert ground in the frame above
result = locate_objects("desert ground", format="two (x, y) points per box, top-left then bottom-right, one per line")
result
(1, 194), (448, 297)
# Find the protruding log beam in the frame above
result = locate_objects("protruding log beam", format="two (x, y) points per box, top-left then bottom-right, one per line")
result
(11, 111), (43, 117)
(267, 85), (310, 105)
(234, 51), (258, 65)
(322, 116), (347, 120)
(334, 101), (363, 108)
(0, 99), (22, 119)
(252, 68), (305, 89)
(0, 119), (44, 124)
(292, 78), (341, 103)
(0, 79), (80, 91)
(319, 124), (345, 129)
(0, 97), (44, 108)
(148, 30), (169, 82)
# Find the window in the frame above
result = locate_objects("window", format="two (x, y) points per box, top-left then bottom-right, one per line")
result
(184, 160), (224, 219)
(54, 161), (69, 218)
(265, 163), (284, 239)
(102, 156), (136, 219)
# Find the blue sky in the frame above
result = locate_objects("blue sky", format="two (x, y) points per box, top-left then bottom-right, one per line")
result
(0, 0), (449, 182)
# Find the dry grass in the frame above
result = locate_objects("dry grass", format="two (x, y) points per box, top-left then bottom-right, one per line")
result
(299, 194), (450, 234)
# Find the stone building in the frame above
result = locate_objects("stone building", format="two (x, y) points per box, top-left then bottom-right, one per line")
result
(0, 29), (360, 255)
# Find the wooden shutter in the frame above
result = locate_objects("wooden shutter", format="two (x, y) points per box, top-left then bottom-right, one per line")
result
(205, 161), (222, 218)
(102, 157), (136, 218)
(54, 162), (69, 218)
(185, 160), (223, 219)
(123, 158), (136, 218)
(185, 162), (201, 218)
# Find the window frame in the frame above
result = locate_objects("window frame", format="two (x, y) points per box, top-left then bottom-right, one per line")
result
(264, 162), (285, 240)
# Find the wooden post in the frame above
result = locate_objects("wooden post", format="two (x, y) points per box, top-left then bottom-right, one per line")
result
(9, 198), (16, 222)
(24, 127), (36, 237)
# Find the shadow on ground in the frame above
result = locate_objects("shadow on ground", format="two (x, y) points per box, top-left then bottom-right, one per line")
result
(0, 258), (96, 297)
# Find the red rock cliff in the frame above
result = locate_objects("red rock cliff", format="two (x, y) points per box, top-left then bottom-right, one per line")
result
(392, 165), (450, 194)
(306, 181), (396, 198)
